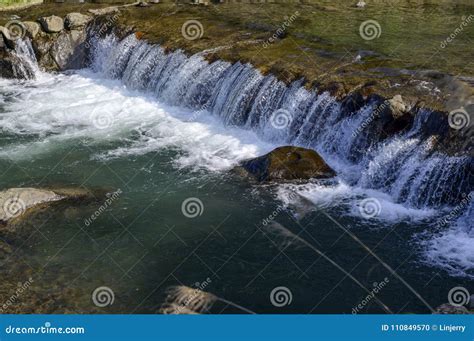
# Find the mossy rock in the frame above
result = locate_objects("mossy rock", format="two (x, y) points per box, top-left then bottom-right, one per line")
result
(0, 187), (112, 226)
(237, 146), (336, 182)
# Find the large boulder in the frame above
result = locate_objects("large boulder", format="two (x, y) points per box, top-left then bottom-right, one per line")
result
(38, 15), (64, 33)
(31, 33), (57, 71)
(23, 21), (41, 39)
(236, 146), (336, 182)
(64, 12), (92, 30)
(88, 7), (119, 16)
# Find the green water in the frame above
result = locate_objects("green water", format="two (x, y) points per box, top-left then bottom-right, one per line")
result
(0, 72), (470, 314)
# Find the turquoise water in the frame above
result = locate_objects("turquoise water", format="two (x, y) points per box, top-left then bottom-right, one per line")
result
(0, 67), (471, 314)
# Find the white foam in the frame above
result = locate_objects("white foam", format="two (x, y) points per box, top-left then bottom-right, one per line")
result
(277, 181), (438, 224)
(0, 71), (274, 171)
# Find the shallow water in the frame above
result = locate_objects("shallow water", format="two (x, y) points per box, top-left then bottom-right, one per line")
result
(0, 40), (472, 313)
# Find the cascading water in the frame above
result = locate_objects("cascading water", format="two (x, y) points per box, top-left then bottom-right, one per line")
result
(87, 34), (472, 277)
(90, 35), (472, 205)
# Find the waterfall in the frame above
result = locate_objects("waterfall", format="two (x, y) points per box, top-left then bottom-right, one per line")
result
(11, 39), (38, 78)
(90, 34), (472, 211)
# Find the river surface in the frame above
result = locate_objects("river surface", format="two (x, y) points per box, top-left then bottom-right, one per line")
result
(0, 37), (472, 314)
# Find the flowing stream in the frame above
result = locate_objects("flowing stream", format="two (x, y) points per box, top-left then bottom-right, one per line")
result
(0, 36), (472, 313)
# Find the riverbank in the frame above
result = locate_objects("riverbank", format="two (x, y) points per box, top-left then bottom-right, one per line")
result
(0, 0), (43, 12)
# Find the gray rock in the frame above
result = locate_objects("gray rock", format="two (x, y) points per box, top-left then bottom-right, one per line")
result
(0, 187), (110, 225)
(0, 188), (64, 223)
(38, 15), (64, 33)
(388, 94), (408, 119)
(24, 21), (41, 39)
(88, 7), (119, 16)
(64, 12), (92, 30)
(50, 30), (87, 70)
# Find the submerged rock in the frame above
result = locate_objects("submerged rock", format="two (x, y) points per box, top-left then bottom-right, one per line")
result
(50, 30), (87, 70)
(236, 146), (336, 182)
(388, 95), (408, 119)
(0, 188), (64, 224)
(24, 21), (41, 39)
(38, 15), (64, 33)
(88, 7), (119, 16)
